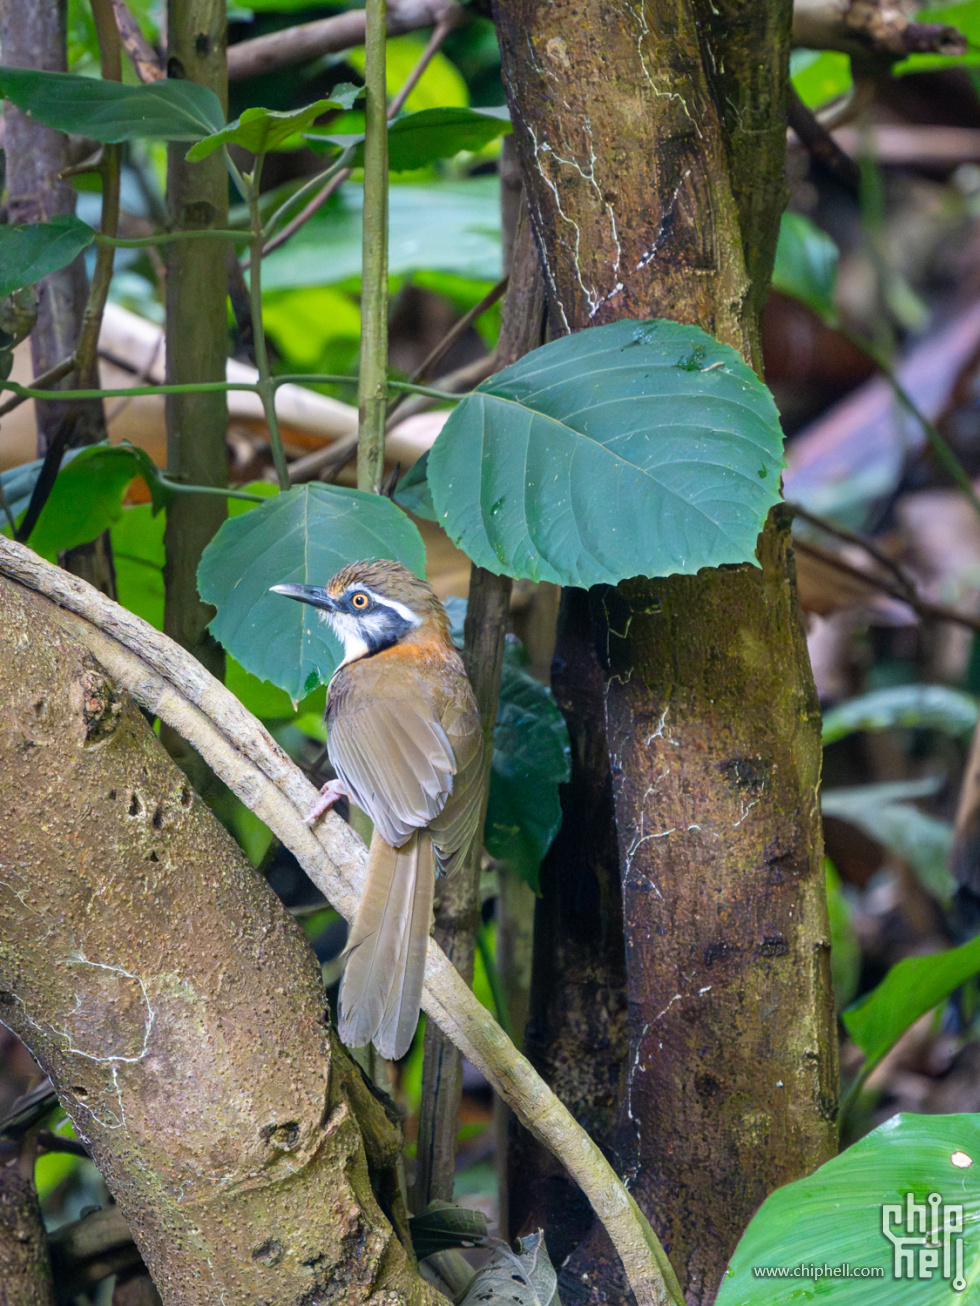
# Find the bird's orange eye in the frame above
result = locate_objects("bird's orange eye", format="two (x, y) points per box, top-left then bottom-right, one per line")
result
(351, 592), (369, 609)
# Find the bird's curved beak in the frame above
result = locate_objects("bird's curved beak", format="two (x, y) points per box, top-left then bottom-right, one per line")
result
(270, 583), (338, 611)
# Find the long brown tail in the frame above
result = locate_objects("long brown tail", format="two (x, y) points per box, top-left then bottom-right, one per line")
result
(338, 828), (434, 1060)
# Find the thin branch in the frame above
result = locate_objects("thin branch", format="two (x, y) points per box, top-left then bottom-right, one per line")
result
(110, 0), (165, 82)
(788, 502), (914, 597)
(0, 357), (75, 418)
(387, 276), (507, 423)
(258, 17), (456, 260)
(792, 537), (980, 633)
(787, 85), (859, 193)
(0, 535), (683, 1306)
(227, 0), (458, 82)
(385, 353), (497, 428)
(244, 152), (290, 490)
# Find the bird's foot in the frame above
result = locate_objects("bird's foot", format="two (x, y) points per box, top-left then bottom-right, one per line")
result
(305, 778), (349, 824)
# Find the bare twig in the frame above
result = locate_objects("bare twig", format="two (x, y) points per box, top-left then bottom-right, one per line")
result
(792, 537), (980, 633)
(227, 0), (457, 82)
(385, 352), (497, 428)
(0, 357), (75, 419)
(792, 0), (967, 60)
(787, 85), (859, 193)
(386, 276), (508, 423)
(788, 502), (913, 596)
(110, 0), (165, 82)
(0, 535), (682, 1306)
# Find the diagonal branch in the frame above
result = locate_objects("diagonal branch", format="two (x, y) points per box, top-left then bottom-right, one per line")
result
(0, 535), (681, 1306)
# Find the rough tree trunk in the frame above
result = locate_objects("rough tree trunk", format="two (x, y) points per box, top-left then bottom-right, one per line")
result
(0, 0), (116, 596)
(0, 577), (442, 1306)
(163, 0), (229, 695)
(495, 2), (838, 1301)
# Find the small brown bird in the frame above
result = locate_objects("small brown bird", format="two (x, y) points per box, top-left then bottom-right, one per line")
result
(271, 560), (483, 1059)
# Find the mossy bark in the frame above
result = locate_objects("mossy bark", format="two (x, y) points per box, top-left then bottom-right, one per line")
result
(494, 1), (838, 1300)
(0, 578), (443, 1306)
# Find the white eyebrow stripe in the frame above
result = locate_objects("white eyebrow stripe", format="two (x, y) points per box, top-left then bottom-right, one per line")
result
(355, 587), (422, 628)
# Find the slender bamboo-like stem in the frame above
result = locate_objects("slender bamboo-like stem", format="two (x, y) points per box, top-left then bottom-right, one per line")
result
(242, 153), (290, 490)
(357, 0), (389, 495)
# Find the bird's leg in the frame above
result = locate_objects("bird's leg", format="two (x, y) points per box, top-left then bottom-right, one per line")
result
(306, 778), (350, 824)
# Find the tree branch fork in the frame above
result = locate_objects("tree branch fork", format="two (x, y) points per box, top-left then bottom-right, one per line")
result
(0, 536), (680, 1306)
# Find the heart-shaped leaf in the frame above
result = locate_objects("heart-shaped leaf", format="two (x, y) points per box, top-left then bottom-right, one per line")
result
(717, 1114), (980, 1305)
(197, 484), (426, 703)
(187, 98), (347, 161)
(0, 216), (95, 298)
(0, 66), (224, 142)
(307, 105), (511, 172)
(427, 318), (785, 588)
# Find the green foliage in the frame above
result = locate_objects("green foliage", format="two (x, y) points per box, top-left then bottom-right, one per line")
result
(790, 49), (853, 108)
(826, 862), (860, 1009)
(409, 1201), (488, 1259)
(821, 779), (955, 902)
(772, 212), (839, 327)
(0, 216), (95, 298)
(487, 646), (571, 892)
(197, 484), (427, 702)
(896, 2), (980, 74)
(427, 319), (785, 587)
(260, 178), (502, 290)
(262, 286), (361, 375)
(717, 1114), (980, 1303)
(187, 95), (359, 161)
(347, 33), (469, 113)
(844, 935), (980, 1073)
(309, 106), (511, 172)
(394, 451), (436, 521)
(822, 684), (979, 744)
(0, 66), (223, 141)
(1, 443), (161, 559)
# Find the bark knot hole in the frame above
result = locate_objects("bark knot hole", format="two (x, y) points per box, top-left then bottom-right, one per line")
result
(252, 1239), (283, 1267)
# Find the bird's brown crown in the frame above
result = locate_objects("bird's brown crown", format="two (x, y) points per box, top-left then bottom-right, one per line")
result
(327, 559), (449, 633)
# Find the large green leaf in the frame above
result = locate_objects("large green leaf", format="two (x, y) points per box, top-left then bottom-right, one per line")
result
(844, 935), (980, 1073)
(821, 779), (954, 902)
(0, 217), (95, 297)
(718, 1114), (980, 1304)
(20, 444), (146, 561)
(409, 1201), (488, 1261)
(822, 685), (978, 745)
(772, 212), (839, 326)
(308, 106), (511, 172)
(0, 67), (224, 142)
(427, 319), (785, 587)
(187, 95), (356, 161)
(197, 484), (427, 703)
(487, 649), (570, 892)
(260, 178), (502, 290)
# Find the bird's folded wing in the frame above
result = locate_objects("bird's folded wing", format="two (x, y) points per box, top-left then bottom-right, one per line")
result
(326, 663), (458, 848)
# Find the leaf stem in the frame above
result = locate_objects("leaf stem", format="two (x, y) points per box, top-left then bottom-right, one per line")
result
(357, 0), (388, 495)
(157, 475), (270, 505)
(244, 151), (290, 491)
(95, 228), (249, 248)
(0, 380), (259, 401)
